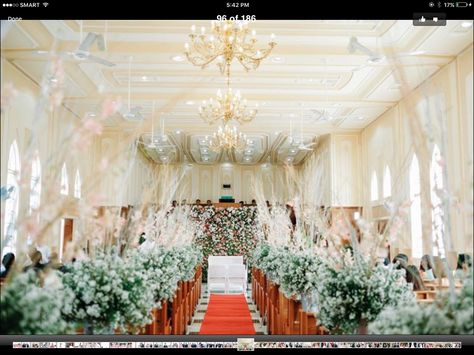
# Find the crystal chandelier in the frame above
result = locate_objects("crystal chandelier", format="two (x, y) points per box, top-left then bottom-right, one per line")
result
(207, 124), (249, 152)
(198, 68), (258, 125)
(184, 20), (276, 74)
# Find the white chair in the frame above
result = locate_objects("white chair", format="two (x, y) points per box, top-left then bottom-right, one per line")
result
(208, 255), (243, 265)
(207, 264), (228, 294)
(226, 264), (247, 294)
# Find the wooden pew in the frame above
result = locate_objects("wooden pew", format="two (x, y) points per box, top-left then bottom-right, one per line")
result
(171, 281), (184, 334)
(251, 268), (257, 303)
(266, 280), (279, 334)
(414, 290), (438, 300)
(183, 281), (189, 328)
(298, 310), (326, 334)
(278, 291), (289, 335)
(258, 271), (267, 322)
(286, 296), (301, 334)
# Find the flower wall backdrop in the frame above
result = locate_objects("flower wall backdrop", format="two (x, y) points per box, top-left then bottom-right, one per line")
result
(191, 206), (259, 280)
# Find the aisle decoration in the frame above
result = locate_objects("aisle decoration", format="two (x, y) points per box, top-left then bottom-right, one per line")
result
(312, 249), (414, 334)
(277, 250), (321, 300)
(369, 269), (473, 334)
(252, 243), (288, 285)
(127, 245), (202, 304)
(0, 270), (74, 334)
(175, 245), (203, 281)
(61, 248), (154, 334)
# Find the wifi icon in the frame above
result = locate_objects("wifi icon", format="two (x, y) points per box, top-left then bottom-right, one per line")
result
(43, 2), (49, 6)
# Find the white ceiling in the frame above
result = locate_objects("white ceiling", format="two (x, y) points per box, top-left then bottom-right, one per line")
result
(1, 19), (473, 165)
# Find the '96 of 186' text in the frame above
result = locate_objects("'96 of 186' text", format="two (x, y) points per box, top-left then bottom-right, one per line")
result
(217, 15), (256, 21)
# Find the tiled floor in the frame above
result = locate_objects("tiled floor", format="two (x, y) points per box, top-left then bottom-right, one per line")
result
(186, 283), (267, 335)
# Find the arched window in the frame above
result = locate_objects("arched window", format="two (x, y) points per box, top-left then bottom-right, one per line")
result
(29, 154), (41, 213)
(430, 144), (445, 257)
(410, 154), (422, 258)
(3, 141), (20, 254)
(383, 165), (392, 198)
(60, 162), (69, 195)
(74, 169), (81, 199)
(370, 171), (378, 202)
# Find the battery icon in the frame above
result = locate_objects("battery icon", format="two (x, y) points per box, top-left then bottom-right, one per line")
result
(456, 2), (469, 6)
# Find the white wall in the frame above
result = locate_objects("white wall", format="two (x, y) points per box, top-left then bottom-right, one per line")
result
(176, 163), (289, 203)
(360, 44), (473, 261)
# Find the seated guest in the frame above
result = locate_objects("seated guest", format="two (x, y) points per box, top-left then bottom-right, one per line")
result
(206, 199), (212, 206)
(195, 199), (201, 205)
(454, 254), (472, 279)
(239, 201), (245, 207)
(419, 254), (436, 280)
(405, 264), (426, 291)
(392, 253), (409, 269)
(266, 200), (271, 208)
(36, 245), (51, 269)
(251, 199), (257, 206)
(0, 252), (15, 278)
(24, 249), (43, 273)
(171, 200), (178, 208)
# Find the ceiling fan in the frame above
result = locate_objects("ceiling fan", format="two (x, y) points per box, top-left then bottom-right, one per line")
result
(119, 56), (144, 121)
(297, 113), (316, 151)
(310, 108), (335, 122)
(140, 104), (174, 150)
(348, 36), (425, 72)
(287, 112), (316, 151)
(65, 32), (115, 67)
(43, 21), (115, 67)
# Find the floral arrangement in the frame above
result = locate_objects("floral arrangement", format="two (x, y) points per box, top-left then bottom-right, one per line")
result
(0, 270), (74, 334)
(126, 245), (202, 305)
(369, 269), (473, 334)
(61, 249), (154, 334)
(251, 242), (289, 285)
(277, 250), (322, 299)
(251, 242), (270, 269)
(252, 242), (321, 300)
(174, 245), (203, 281)
(311, 249), (414, 334)
(192, 206), (259, 281)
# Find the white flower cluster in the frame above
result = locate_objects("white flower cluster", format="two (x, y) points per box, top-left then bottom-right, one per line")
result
(311, 251), (414, 334)
(252, 243), (321, 298)
(174, 245), (203, 282)
(369, 269), (473, 334)
(126, 245), (202, 305)
(277, 250), (322, 299)
(61, 249), (154, 334)
(0, 270), (74, 334)
(252, 243), (288, 284)
(253, 242), (416, 334)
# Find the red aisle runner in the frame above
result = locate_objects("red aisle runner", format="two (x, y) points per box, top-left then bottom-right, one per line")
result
(199, 294), (256, 334)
